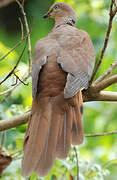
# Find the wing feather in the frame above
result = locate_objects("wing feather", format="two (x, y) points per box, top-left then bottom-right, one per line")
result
(55, 28), (95, 98)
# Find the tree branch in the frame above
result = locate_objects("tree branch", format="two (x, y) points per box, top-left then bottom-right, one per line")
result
(16, 0), (32, 73)
(74, 147), (79, 180)
(85, 130), (117, 137)
(1, 89), (117, 131)
(0, 73), (30, 96)
(83, 91), (117, 102)
(0, 38), (28, 85)
(91, 74), (117, 93)
(0, 112), (29, 131)
(0, 24), (27, 62)
(94, 59), (117, 84)
(0, 1), (31, 99)
(90, 0), (117, 83)
(0, 92), (11, 104)
(13, 72), (29, 86)
(0, 111), (117, 139)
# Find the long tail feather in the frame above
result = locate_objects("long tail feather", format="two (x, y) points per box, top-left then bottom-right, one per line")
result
(56, 107), (72, 159)
(22, 98), (52, 177)
(36, 110), (60, 177)
(71, 91), (84, 145)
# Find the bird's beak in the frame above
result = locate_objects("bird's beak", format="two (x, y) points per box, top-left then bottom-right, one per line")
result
(43, 11), (50, 19)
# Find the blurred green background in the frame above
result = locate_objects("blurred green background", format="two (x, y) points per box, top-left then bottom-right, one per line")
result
(0, 0), (117, 179)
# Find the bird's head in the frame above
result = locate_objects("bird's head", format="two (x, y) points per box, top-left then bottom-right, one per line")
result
(43, 2), (76, 26)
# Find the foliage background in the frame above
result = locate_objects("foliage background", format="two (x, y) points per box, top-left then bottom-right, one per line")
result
(0, 0), (117, 179)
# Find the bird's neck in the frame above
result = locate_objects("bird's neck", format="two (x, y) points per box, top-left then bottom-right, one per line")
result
(54, 17), (75, 28)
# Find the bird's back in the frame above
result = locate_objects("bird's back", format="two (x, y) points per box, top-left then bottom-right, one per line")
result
(34, 24), (94, 99)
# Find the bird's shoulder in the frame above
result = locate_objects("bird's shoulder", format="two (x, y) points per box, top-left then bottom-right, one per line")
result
(33, 25), (91, 53)
(34, 36), (56, 51)
(33, 36), (58, 63)
(50, 25), (89, 42)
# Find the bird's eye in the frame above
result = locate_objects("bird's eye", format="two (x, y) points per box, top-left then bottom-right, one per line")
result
(53, 5), (60, 10)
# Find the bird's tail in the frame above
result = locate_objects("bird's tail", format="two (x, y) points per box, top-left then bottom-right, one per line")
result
(71, 90), (84, 145)
(22, 91), (84, 177)
(56, 91), (84, 159)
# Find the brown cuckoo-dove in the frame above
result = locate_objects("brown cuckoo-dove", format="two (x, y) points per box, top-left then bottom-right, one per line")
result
(22, 2), (95, 177)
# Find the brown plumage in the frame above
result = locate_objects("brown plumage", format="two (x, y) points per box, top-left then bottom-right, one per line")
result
(22, 2), (95, 177)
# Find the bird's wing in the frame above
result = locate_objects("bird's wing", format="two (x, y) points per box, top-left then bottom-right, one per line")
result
(52, 26), (95, 98)
(32, 58), (46, 98)
(32, 38), (57, 98)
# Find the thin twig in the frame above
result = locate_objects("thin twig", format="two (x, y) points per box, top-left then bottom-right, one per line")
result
(10, 149), (22, 156)
(113, 0), (117, 8)
(85, 130), (117, 137)
(74, 147), (79, 180)
(13, 73), (29, 86)
(103, 158), (117, 168)
(0, 36), (27, 62)
(11, 75), (18, 86)
(0, 1), (31, 102)
(16, 0), (32, 73)
(94, 59), (117, 84)
(0, 92), (11, 104)
(91, 74), (117, 92)
(0, 73), (30, 96)
(22, 0), (25, 8)
(19, 17), (24, 39)
(0, 38), (28, 85)
(13, 156), (22, 161)
(1, 132), (5, 147)
(0, 18), (26, 62)
(90, 0), (117, 84)
(112, 1), (117, 15)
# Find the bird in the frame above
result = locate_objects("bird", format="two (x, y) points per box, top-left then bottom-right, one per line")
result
(22, 2), (95, 177)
